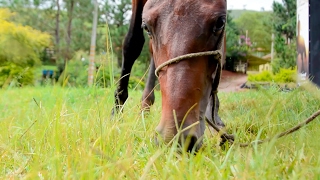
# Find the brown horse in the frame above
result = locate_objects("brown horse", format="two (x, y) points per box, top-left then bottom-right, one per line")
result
(114, 0), (227, 151)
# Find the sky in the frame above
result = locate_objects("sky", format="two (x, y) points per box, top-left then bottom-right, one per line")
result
(228, 0), (282, 11)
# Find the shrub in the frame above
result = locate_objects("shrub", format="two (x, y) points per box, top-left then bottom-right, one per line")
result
(248, 71), (273, 82)
(0, 9), (50, 67)
(0, 63), (35, 88)
(0, 9), (50, 88)
(248, 68), (296, 83)
(59, 60), (89, 87)
(274, 68), (297, 83)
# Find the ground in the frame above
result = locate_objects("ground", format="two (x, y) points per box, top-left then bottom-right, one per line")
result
(218, 70), (247, 92)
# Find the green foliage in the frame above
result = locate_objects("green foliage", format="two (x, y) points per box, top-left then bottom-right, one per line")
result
(272, 0), (297, 71)
(4, 0), (98, 61)
(272, 39), (297, 73)
(226, 10), (241, 57)
(59, 56), (145, 89)
(104, 0), (130, 67)
(248, 71), (273, 82)
(0, 62), (35, 87)
(272, 0), (297, 40)
(226, 10), (249, 65)
(274, 68), (297, 83)
(0, 8), (50, 87)
(60, 60), (89, 87)
(0, 9), (50, 66)
(248, 68), (297, 83)
(59, 59), (112, 88)
(234, 11), (272, 52)
(104, 0), (150, 69)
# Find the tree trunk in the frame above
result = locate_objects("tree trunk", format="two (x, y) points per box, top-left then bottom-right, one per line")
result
(55, 0), (60, 55)
(66, 0), (74, 60)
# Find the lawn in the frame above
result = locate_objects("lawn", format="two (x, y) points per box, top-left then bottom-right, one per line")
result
(0, 84), (320, 179)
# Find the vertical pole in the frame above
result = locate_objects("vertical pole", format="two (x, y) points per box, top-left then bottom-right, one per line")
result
(88, 0), (98, 86)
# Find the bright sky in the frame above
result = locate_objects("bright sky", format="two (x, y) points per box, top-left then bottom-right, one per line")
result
(228, 0), (282, 11)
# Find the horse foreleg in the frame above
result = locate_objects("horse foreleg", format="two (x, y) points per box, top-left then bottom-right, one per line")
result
(141, 58), (156, 111)
(113, 0), (146, 115)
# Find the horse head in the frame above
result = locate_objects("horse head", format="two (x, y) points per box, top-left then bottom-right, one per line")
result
(142, 0), (227, 151)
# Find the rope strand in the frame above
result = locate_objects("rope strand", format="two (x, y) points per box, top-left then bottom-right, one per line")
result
(155, 50), (222, 77)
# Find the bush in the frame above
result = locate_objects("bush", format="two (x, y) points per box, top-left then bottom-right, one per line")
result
(0, 9), (50, 88)
(0, 63), (35, 88)
(59, 60), (89, 87)
(274, 68), (297, 83)
(0, 9), (50, 67)
(248, 68), (297, 83)
(248, 71), (273, 82)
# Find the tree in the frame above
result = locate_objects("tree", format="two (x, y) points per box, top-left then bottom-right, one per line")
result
(103, 0), (150, 69)
(3, 0), (95, 61)
(103, 0), (131, 68)
(272, 0), (297, 72)
(226, 11), (240, 57)
(273, 0), (296, 43)
(234, 11), (272, 52)
(224, 11), (251, 71)
(0, 9), (50, 66)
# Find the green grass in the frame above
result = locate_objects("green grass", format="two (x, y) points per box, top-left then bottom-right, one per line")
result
(1, 84), (320, 179)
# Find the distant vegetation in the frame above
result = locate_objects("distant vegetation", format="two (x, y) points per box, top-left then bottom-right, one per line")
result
(0, 0), (297, 87)
(228, 9), (270, 20)
(248, 68), (296, 83)
(0, 9), (50, 87)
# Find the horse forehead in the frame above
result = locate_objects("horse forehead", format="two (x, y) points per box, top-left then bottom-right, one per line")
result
(146, 0), (226, 6)
(144, 0), (226, 18)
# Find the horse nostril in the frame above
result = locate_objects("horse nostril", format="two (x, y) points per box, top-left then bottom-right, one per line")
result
(155, 125), (202, 152)
(187, 136), (198, 152)
(181, 134), (200, 152)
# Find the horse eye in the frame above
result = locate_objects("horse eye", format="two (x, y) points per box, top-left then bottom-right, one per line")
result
(142, 22), (152, 38)
(213, 16), (226, 33)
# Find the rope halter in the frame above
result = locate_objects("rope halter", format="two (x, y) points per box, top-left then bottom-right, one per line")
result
(154, 50), (222, 77)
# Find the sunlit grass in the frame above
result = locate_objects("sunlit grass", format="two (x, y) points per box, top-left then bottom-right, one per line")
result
(0, 84), (320, 179)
